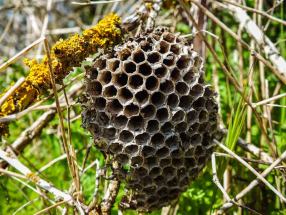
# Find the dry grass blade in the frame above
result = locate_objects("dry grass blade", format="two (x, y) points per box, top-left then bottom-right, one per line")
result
(72, 0), (124, 5)
(0, 77), (25, 107)
(219, 149), (286, 212)
(215, 140), (286, 203)
(0, 37), (45, 73)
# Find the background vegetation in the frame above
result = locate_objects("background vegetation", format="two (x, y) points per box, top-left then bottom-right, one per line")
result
(0, 0), (285, 214)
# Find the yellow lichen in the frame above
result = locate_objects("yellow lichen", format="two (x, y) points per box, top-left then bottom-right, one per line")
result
(26, 172), (40, 183)
(0, 13), (122, 136)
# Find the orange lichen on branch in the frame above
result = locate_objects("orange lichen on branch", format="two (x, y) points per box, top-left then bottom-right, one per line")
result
(0, 13), (122, 136)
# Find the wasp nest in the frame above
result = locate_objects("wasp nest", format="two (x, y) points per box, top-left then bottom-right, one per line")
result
(82, 27), (218, 212)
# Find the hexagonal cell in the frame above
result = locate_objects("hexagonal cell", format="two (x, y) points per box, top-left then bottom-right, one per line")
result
(172, 110), (185, 122)
(95, 58), (106, 70)
(176, 36), (182, 43)
(131, 156), (143, 167)
(185, 157), (196, 167)
(168, 187), (181, 199)
(156, 146), (169, 157)
(140, 41), (152, 52)
(94, 97), (106, 110)
(146, 76), (159, 91)
(180, 176), (190, 189)
(160, 80), (174, 94)
(141, 104), (156, 119)
(172, 158), (183, 167)
(135, 132), (150, 145)
(114, 115), (128, 128)
(193, 55), (203, 68)
(147, 52), (161, 64)
(154, 175), (165, 185)
(145, 156), (158, 168)
(106, 99), (123, 114)
(159, 158), (171, 168)
(149, 166), (161, 178)
(194, 145), (204, 157)
(156, 108), (169, 122)
(87, 80), (102, 96)
(175, 122), (188, 133)
(165, 135), (180, 148)
(154, 65), (167, 78)
(190, 84), (204, 97)
(129, 74), (144, 89)
(183, 71), (195, 83)
(113, 72), (128, 87)
(123, 61), (136, 73)
(191, 134), (202, 145)
(107, 59), (120, 71)
(118, 48), (131, 60)
(103, 85), (117, 97)
(146, 119), (160, 133)
(89, 123), (100, 135)
(135, 90), (149, 104)
(128, 115), (144, 131)
(98, 70), (112, 84)
(115, 153), (129, 164)
(96, 112), (109, 126)
(186, 110), (197, 124)
(202, 134), (211, 146)
(142, 145), (155, 157)
(151, 91), (166, 107)
(204, 85), (213, 97)
(86, 67), (98, 79)
(163, 53), (176, 67)
(118, 87), (133, 104)
(198, 155), (207, 164)
(188, 167), (199, 179)
(133, 49), (145, 63)
(158, 40), (170, 53)
(170, 67), (181, 81)
(177, 55), (190, 69)
(206, 99), (217, 111)
(193, 97), (206, 110)
(102, 127), (116, 139)
(179, 95), (193, 110)
(199, 122), (210, 133)
(151, 133), (165, 146)
(157, 186), (168, 197)
(124, 103), (139, 117)
(146, 195), (158, 204)
(167, 93), (179, 108)
(162, 166), (176, 178)
(138, 62), (152, 76)
(160, 122), (174, 134)
(132, 183), (143, 192)
(176, 81), (189, 95)
(170, 148), (181, 157)
(108, 142), (123, 154)
(190, 122), (200, 133)
(170, 44), (180, 55)
(163, 32), (176, 43)
(125, 144), (139, 154)
(166, 182), (180, 194)
(141, 175), (153, 186)
(180, 132), (191, 149)
(199, 109), (208, 122)
(119, 130), (134, 142)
